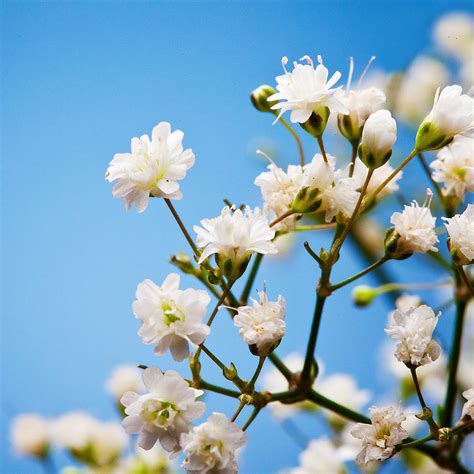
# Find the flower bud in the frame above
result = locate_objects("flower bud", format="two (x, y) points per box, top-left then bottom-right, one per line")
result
(215, 254), (250, 282)
(291, 186), (322, 214)
(384, 228), (413, 260)
(250, 85), (278, 113)
(352, 285), (378, 307)
(299, 107), (330, 138)
(358, 110), (397, 169)
(337, 113), (362, 143)
(170, 252), (195, 274)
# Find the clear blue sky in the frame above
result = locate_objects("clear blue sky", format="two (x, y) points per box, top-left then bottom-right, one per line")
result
(2, 1), (472, 473)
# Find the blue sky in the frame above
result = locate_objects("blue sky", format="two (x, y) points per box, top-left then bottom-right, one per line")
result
(2, 1), (472, 472)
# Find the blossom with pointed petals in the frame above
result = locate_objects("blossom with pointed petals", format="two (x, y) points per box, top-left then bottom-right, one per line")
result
(385, 304), (441, 368)
(194, 206), (277, 280)
(106, 122), (195, 212)
(180, 412), (246, 473)
(121, 367), (205, 453)
(388, 189), (438, 256)
(268, 55), (348, 125)
(443, 205), (474, 264)
(11, 414), (50, 458)
(133, 274), (210, 362)
(431, 136), (474, 201)
(416, 85), (474, 152)
(461, 388), (474, 419)
(288, 438), (346, 474)
(351, 405), (408, 465)
(106, 364), (145, 400)
(234, 290), (286, 356)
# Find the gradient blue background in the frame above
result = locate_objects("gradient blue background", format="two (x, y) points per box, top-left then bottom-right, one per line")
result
(2, 1), (472, 473)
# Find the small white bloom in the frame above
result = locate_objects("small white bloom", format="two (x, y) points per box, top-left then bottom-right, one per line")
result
(106, 122), (195, 212)
(255, 163), (305, 229)
(180, 412), (247, 474)
(234, 290), (286, 356)
(461, 388), (474, 419)
(268, 55), (348, 124)
(106, 364), (145, 399)
(385, 304), (441, 367)
(11, 414), (50, 458)
(317, 374), (371, 427)
(89, 421), (127, 467)
(431, 136), (474, 200)
(359, 110), (397, 168)
(351, 405), (408, 466)
(52, 412), (97, 451)
(433, 13), (474, 60)
(121, 367), (206, 453)
(194, 206), (277, 279)
(288, 438), (346, 474)
(117, 445), (175, 474)
(133, 274), (210, 362)
(390, 189), (438, 254)
(417, 85), (474, 151)
(443, 204), (474, 264)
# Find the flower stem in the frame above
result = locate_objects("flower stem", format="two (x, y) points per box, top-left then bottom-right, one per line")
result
(457, 265), (474, 297)
(242, 407), (261, 431)
(268, 353), (293, 381)
(206, 281), (234, 327)
(329, 255), (390, 291)
(317, 136), (329, 163)
(410, 368), (439, 432)
(230, 400), (246, 422)
(164, 199), (200, 258)
(417, 153), (444, 204)
(270, 209), (295, 228)
(279, 117), (305, 166)
(247, 356), (266, 392)
(348, 141), (359, 178)
(199, 344), (228, 371)
(240, 254), (263, 304)
(200, 380), (241, 398)
(294, 223), (337, 232)
(397, 434), (435, 451)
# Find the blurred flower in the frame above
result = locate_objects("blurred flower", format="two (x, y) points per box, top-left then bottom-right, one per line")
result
(89, 422), (127, 467)
(180, 412), (246, 474)
(461, 388), (474, 419)
(194, 206), (277, 280)
(234, 290), (286, 356)
(106, 365), (144, 400)
(351, 405), (408, 465)
(385, 304), (441, 368)
(433, 12), (474, 60)
(287, 438), (346, 474)
(443, 204), (474, 264)
(121, 367), (205, 453)
(133, 274), (210, 362)
(106, 122), (195, 212)
(11, 414), (50, 458)
(268, 55), (348, 124)
(431, 136), (474, 201)
(389, 189), (438, 255)
(116, 445), (176, 474)
(52, 412), (97, 451)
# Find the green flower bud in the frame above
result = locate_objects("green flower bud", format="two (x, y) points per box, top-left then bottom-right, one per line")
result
(337, 113), (362, 144)
(250, 85), (278, 113)
(447, 238), (473, 266)
(291, 186), (322, 214)
(352, 285), (378, 307)
(415, 122), (453, 152)
(215, 254), (250, 282)
(299, 107), (330, 138)
(384, 228), (413, 261)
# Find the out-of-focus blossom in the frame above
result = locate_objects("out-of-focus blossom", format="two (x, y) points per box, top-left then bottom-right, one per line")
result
(11, 414), (50, 458)
(106, 365), (144, 400)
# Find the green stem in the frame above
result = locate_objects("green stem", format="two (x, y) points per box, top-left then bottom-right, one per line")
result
(457, 265), (474, 297)
(410, 368), (439, 432)
(270, 209), (295, 228)
(294, 223), (336, 232)
(398, 434), (435, 451)
(279, 117), (305, 166)
(242, 407), (262, 431)
(317, 136), (329, 163)
(230, 401), (246, 422)
(269, 390), (298, 402)
(199, 344), (228, 372)
(348, 141), (359, 178)
(417, 153), (444, 204)
(240, 254), (263, 304)
(200, 380), (241, 399)
(268, 353), (292, 381)
(247, 356), (266, 392)
(206, 282), (234, 327)
(329, 255), (390, 291)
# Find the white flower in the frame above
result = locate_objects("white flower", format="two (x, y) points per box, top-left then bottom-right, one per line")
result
(390, 189), (438, 254)
(416, 85), (474, 151)
(385, 304), (441, 367)
(317, 374), (371, 427)
(121, 367), (205, 453)
(255, 163), (305, 229)
(431, 136), (474, 200)
(433, 13), (474, 60)
(11, 414), (50, 458)
(106, 365), (145, 399)
(180, 412), (246, 474)
(351, 158), (402, 200)
(194, 206), (277, 280)
(52, 412), (97, 451)
(386, 294), (422, 326)
(395, 56), (449, 124)
(89, 421), (127, 467)
(351, 405), (408, 466)
(359, 110), (397, 168)
(106, 122), (195, 212)
(268, 55), (348, 124)
(461, 388), (474, 419)
(133, 274), (210, 362)
(234, 290), (286, 356)
(117, 445), (175, 474)
(288, 438), (346, 474)
(443, 204), (474, 264)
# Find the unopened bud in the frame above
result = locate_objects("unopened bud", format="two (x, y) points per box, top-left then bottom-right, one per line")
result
(291, 186), (322, 214)
(215, 254), (249, 282)
(250, 85), (278, 113)
(416, 406), (433, 421)
(170, 252), (194, 274)
(384, 228), (413, 261)
(438, 427), (451, 441)
(300, 107), (330, 138)
(239, 393), (253, 405)
(223, 363), (238, 381)
(338, 112), (362, 144)
(352, 285), (377, 307)
(415, 122), (453, 153)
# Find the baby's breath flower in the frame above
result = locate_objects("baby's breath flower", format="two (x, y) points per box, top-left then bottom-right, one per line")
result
(461, 388), (474, 420)
(443, 204), (474, 264)
(106, 122), (195, 212)
(11, 414), (50, 458)
(106, 364), (144, 400)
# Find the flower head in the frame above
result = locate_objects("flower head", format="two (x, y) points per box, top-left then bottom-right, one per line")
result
(416, 85), (474, 152)
(106, 364), (145, 400)
(11, 414), (50, 458)
(194, 206), (277, 280)
(180, 412), (246, 473)
(388, 189), (438, 256)
(234, 290), (286, 356)
(385, 304), (441, 368)
(121, 367), (205, 453)
(133, 274), (210, 362)
(351, 405), (408, 466)
(461, 388), (474, 420)
(443, 204), (474, 264)
(431, 136), (474, 201)
(434, 13), (474, 60)
(106, 122), (195, 212)
(268, 55), (348, 128)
